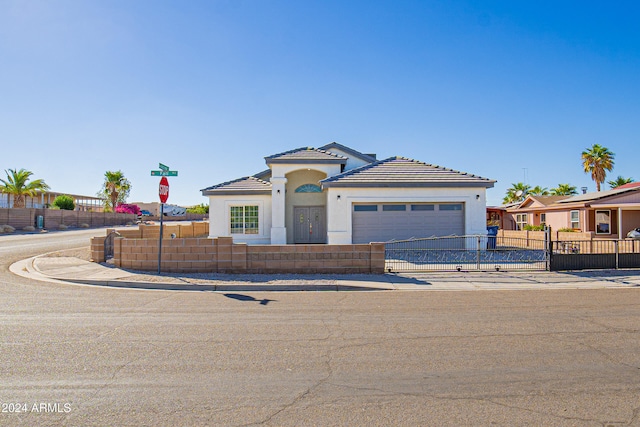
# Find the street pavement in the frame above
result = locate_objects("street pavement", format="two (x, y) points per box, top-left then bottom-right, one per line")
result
(3, 231), (640, 426)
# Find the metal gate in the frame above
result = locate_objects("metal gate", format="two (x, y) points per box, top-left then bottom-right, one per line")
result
(550, 239), (640, 271)
(385, 235), (549, 272)
(104, 230), (121, 261)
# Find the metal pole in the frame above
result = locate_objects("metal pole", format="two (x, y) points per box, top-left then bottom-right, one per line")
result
(476, 235), (481, 270)
(615, 240), (619, 270)
(158, 203), (164, 274)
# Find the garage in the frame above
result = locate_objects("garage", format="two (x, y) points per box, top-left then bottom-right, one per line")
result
(352, 202), (465, 243)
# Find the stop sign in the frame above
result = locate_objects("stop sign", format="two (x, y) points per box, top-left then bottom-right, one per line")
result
(159, 177), (169, 203)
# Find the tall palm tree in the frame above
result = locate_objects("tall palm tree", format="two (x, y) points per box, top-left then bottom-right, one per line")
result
(550, 183), (578, 196)
(99, 170), (131, 211)
(528, 185), (549, 196)
(503, 182), (530, 204)
(0, 168), (50, 208)
(607, 175), (634, 189)
(581, 144), (615, 191)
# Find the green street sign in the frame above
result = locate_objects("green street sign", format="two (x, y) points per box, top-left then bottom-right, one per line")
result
(151, 170), (178, 177)
(159, 163), (170, 172)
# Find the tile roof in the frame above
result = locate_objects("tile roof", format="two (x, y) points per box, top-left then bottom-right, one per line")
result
(557, 185), (640, 203)
(616, 182), (640, 190)
(201, 176), (271, 195)
(318, 142), (377, 162)
(321, 157), (495, 188)
(265, 147), (347, 164)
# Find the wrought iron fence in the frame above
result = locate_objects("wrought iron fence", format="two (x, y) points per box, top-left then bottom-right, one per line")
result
(550, 239), (640, 271)
(385, 235), (548, 272)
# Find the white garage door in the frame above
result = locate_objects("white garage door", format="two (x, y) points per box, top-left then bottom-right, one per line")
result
(352, 203), (465, 243)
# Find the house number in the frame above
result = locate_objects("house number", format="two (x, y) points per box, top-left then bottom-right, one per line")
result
(299, 214), (305, 223)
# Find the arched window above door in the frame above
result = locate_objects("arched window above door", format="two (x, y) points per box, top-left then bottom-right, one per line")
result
(295, 184), (322, 193)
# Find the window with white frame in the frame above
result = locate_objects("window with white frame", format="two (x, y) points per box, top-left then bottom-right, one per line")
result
(230, 205), (259, 234)
(595, 210), (611, 234)
(570, 210), (580, 229)
(515, 213), (528, 230)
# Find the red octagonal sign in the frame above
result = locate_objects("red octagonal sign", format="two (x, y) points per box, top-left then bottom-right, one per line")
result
(159, 177), (169, 203)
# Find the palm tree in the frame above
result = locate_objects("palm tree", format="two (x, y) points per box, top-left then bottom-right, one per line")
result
(0, 168), (50, 208)
(550, 183), (578, 196)
(503, 182), (530, 204)
(528, 185), (549, 196)
(607, 175), (634, 189)
(581, 144), (615, 191)
(99, 170), (131, 211)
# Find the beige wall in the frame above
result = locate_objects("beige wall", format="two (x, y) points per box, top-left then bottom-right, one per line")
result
(92, 233), (384, 274)
(285, 169), (327, 243)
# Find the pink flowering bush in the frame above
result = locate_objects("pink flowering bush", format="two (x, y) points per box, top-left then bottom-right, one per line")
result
(115, 203), (141, 215)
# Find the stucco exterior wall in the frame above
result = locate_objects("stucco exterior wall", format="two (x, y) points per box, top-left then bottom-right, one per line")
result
(284, 169), (327, 243)
(325, 186), (488, 244)
(208, 194), (272, 244)
(323, 147), (371, 171)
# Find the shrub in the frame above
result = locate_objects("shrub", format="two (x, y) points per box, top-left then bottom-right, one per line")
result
(115, 203), (141, 215)
(558, 227), (577, 232)
(187, 203), (209, 214)
(3, 225), (15, 233)
(80, 223), (90, 228)
(23, 226), (35, 232)
(524, 224), (545, 231)
(52, 195), (75, 210)
(58, 224), (68, 230)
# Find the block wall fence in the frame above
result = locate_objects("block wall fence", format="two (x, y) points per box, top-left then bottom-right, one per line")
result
(90, 224), (385, 274)
(0, 208), (135, 230)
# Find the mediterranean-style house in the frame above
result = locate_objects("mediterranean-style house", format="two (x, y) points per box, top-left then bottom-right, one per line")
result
(504, 182), (640, 238)
(201, 142), (495, 245)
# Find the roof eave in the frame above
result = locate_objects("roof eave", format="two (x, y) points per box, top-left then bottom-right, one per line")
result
(265, 158), (347, 165)
(322, 181), (495, 189)
(202, 190), (272, 196)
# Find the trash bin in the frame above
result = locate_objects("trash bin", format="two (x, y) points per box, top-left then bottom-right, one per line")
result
(487, 226), (499, 249)
(36, 215), (44, 229)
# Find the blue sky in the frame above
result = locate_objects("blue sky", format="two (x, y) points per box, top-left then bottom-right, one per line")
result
(1, 0), (639, 207)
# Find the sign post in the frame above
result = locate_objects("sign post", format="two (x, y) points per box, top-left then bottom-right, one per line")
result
(158, 176), (170, 274)
(151, 163), (178, 274)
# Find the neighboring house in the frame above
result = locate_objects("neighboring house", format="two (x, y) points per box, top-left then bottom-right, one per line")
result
(505, 185), (640, 238)
(201, 143), (495, 244)
(0, 191), (103, 211)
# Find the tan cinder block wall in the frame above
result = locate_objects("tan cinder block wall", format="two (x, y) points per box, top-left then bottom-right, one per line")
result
(90, 236), (107, 262)
(103, 223), (383, 274)
(109, 236), (384, 274)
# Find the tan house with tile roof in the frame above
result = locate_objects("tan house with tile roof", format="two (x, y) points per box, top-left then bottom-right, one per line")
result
(202, 143), (495, 244)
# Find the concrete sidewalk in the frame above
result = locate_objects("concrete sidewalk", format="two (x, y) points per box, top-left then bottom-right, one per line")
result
(9, 255), (640, 292)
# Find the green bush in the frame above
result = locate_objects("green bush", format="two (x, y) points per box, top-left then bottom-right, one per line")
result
(187, 203), (209, 214)
(524, 224), (545, 231)
(52, 195), (75, 210)
(558, 227), (577, 232)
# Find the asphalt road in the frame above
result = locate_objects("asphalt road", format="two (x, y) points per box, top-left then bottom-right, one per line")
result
(1, 230), (640, 426)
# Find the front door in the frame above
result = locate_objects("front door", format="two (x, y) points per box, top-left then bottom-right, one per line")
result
(294, 206), (326, 243)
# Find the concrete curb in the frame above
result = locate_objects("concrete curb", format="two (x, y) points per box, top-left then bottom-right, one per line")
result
(11, 255), (640, 293)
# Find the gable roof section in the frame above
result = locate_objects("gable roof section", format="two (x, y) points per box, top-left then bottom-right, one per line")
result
(265, 147), (347, 165)
(557, 186), (640, 204)
(201, 176), (272, 196)
(321, 157), (495, 188)
(614, 182), (640, 190)
(517, 195), (570, 209)
(318, 142), (377, 163)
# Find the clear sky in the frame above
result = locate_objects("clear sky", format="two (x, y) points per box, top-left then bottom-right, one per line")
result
(2, 0), (639, 207)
